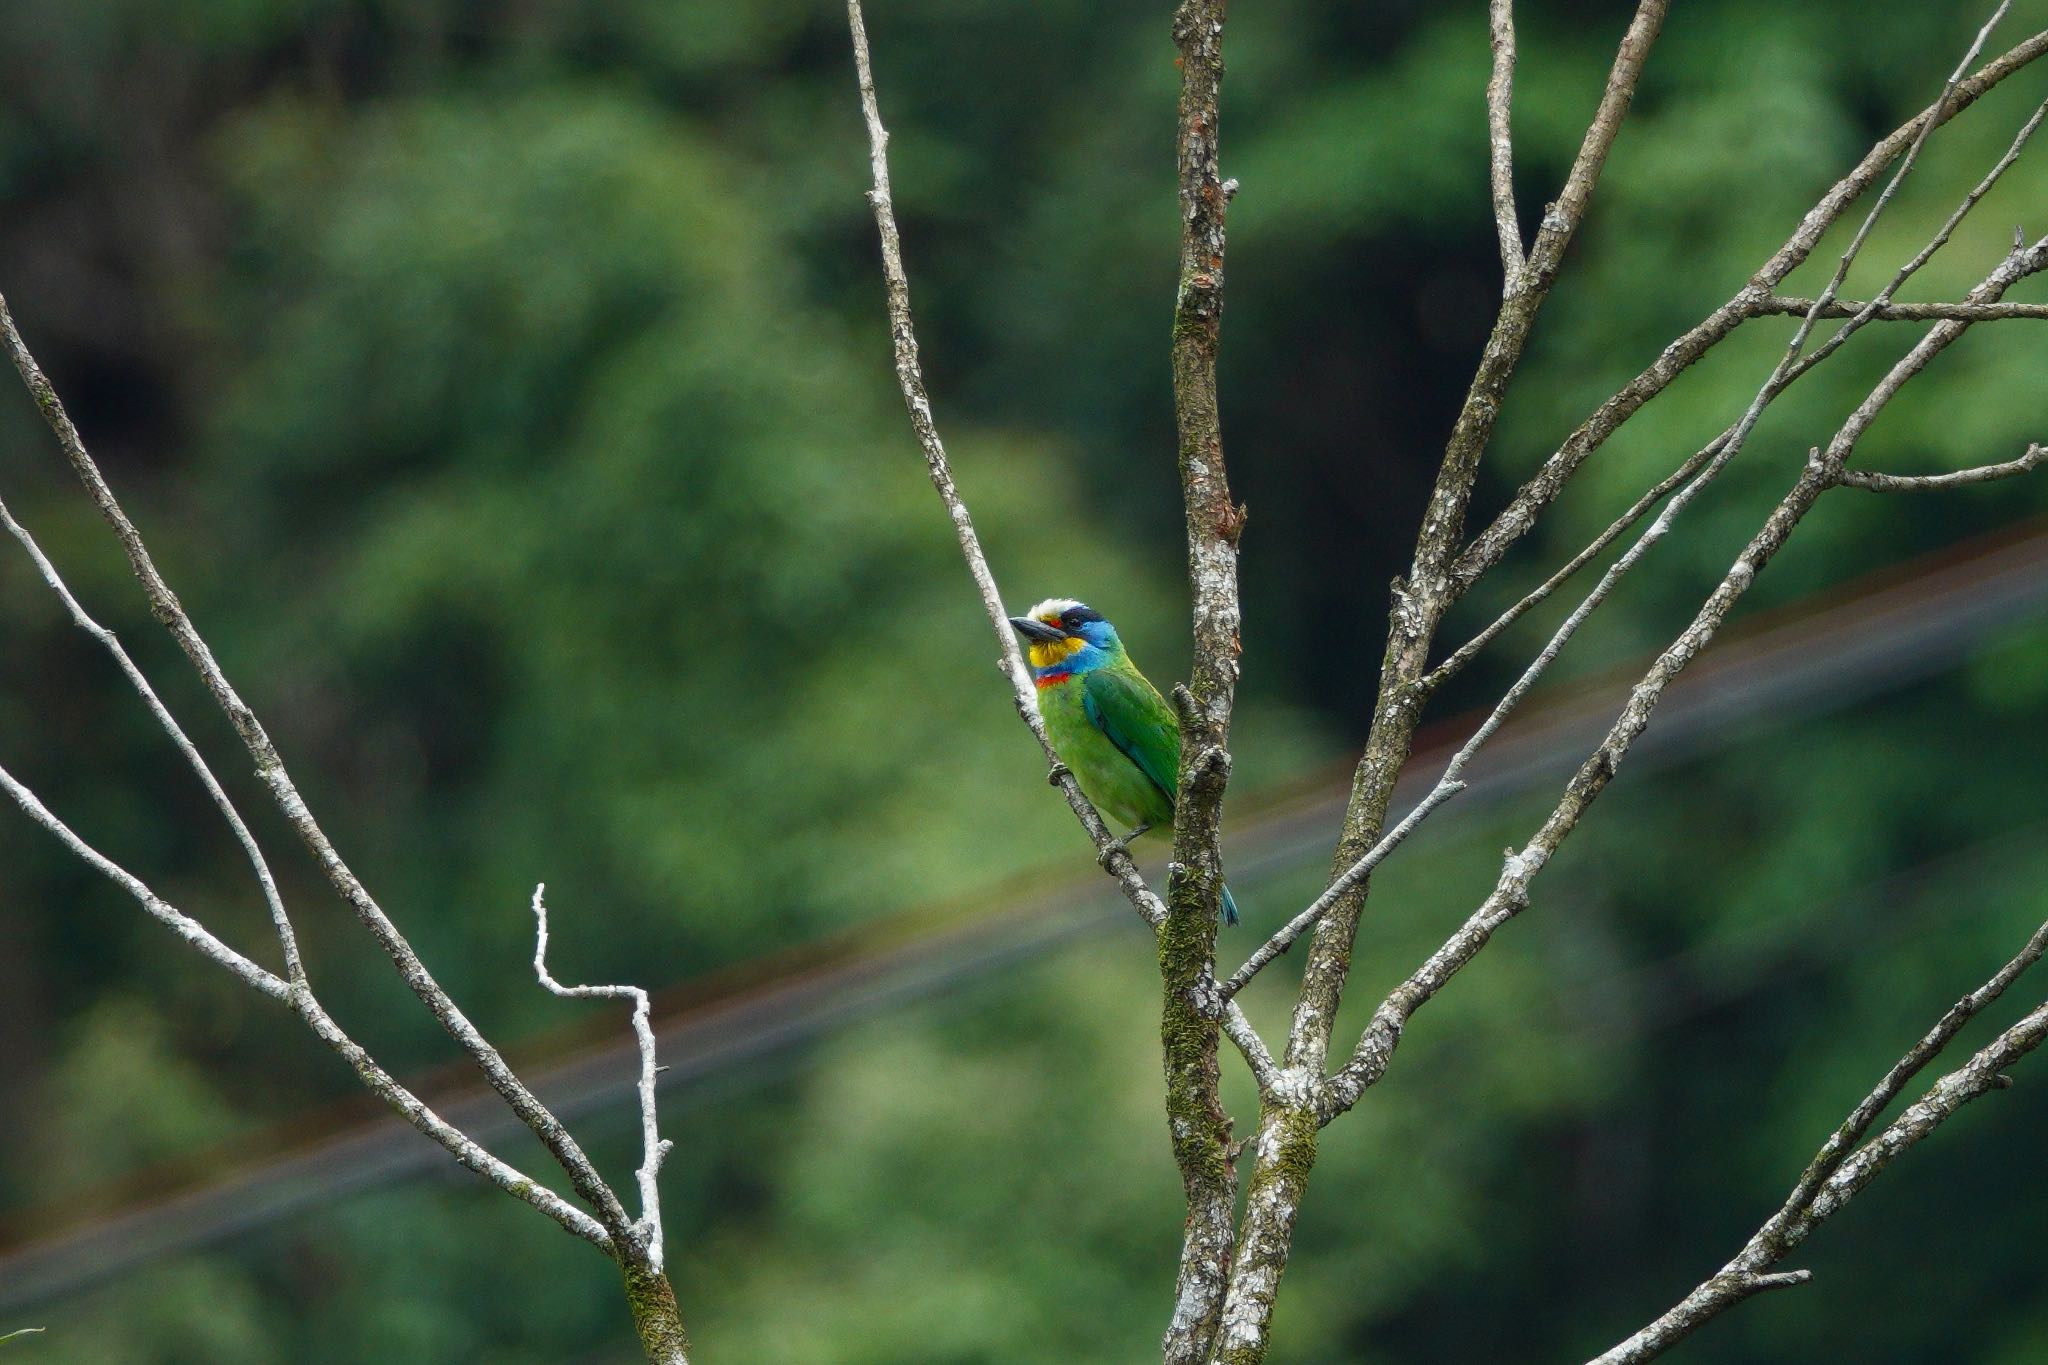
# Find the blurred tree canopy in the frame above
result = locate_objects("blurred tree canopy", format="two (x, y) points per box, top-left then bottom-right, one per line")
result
(2, 0), (2046, 1360)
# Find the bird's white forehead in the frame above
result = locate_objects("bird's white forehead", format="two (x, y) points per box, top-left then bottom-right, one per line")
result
(1025, 597), (1086, 619)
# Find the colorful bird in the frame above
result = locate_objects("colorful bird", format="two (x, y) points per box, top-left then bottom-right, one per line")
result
(1009, 598), (1239, 925)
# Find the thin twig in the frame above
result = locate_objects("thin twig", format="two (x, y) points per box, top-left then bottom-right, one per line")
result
(0, 762), (289, 999)
(0, 491), (302, 983)
(1588, 917), (2048, 1364)
(1325, 226), (2048, 1122)
(1839, 442), (2047, 490)
(0, 291), (639, 1246)
(1486, 0), (1524, 282)
(0, 760), (611, 1246)
(1450, 27), (2048, 598)
(1426, 438), (1720, 690)
(532, 886), (673, 1272)
(1221, 777), (1466, 999)
(1762, 296), (2048, 322)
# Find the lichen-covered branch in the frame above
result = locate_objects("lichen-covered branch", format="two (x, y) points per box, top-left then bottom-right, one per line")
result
(0, 489), (302, 982)
(0, 762), (290, 1002)
(0, 756), (614, 1249)
(1158, 3), (1246, 1358)
(1, 293), (693, 1361)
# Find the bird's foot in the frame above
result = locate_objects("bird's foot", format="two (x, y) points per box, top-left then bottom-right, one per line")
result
(1098, 823), (1152, 868)
(1046, 761), (1072, 787)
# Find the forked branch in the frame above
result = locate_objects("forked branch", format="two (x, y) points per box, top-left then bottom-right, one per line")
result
(1589, 915), (2048, 1364)
(0, 291), (637, 1246)
(1450, 27), (2048, 598)
(533, 886), (676, 1272)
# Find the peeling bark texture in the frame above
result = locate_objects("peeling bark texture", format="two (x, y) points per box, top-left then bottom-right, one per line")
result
(1160, 2), (1246, 1361)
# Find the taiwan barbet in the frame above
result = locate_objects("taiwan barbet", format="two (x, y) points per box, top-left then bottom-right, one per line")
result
(1008, 598), (1240, 925)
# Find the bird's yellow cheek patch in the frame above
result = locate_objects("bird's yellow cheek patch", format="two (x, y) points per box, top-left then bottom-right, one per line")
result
(1028, 635), (1088, 669)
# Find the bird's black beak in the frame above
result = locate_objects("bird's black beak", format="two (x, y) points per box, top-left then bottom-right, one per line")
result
(1009, 616), (1068, 643)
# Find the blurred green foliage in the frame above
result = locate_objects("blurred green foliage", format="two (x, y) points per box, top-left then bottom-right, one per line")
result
(2, 0), (2047, 1360)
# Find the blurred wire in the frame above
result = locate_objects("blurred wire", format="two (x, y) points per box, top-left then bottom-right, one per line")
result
(1, 522), (2046, 1313)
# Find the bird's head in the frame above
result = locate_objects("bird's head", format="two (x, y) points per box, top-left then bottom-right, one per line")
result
(1008, 598), (1122, 677)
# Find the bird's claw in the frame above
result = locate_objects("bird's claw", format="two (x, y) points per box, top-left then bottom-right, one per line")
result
(1097, 823), (1151, 868)
(1046, 762), (1071, 787)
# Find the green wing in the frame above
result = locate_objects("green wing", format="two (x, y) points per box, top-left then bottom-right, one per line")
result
(1082, 665), (1180, 809)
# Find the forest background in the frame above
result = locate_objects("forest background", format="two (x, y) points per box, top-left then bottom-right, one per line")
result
(2, 1), (2047, 1360)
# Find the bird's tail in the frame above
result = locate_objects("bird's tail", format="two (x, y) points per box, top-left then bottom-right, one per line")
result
(1220, 882), (1240, 927)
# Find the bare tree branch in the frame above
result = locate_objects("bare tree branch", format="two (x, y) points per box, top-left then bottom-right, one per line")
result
(1838, 442), (2047, 490)
(533, 886), (674, 1273)
(0, 756), (616, 1249)
(1486, 0), (1524, 282)
(1322, 4), (2034, 1012)
(1427, 439), (1720, 689)
(1159, 0), (1247, 1357)
(1279, 15), (2000, 1053)
(1762, 296), (2048, 322)
(1326, 225), (2048, 1121)
(0, 491), (303, 983)
(1220, 775), (1466, 1000)
(1293, 0), (1670, 1083)
(842, 0), (1160, 913)
(840, 0), (1278, 1110)
(0, 291), (642, 1250)
(1450, 26), (2048, 598)
(1589, 916), (2048, 1364)
(0, 762), (290, 1001)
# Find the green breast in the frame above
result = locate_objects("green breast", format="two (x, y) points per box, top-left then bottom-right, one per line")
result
(1037, 676), (1177, 831)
